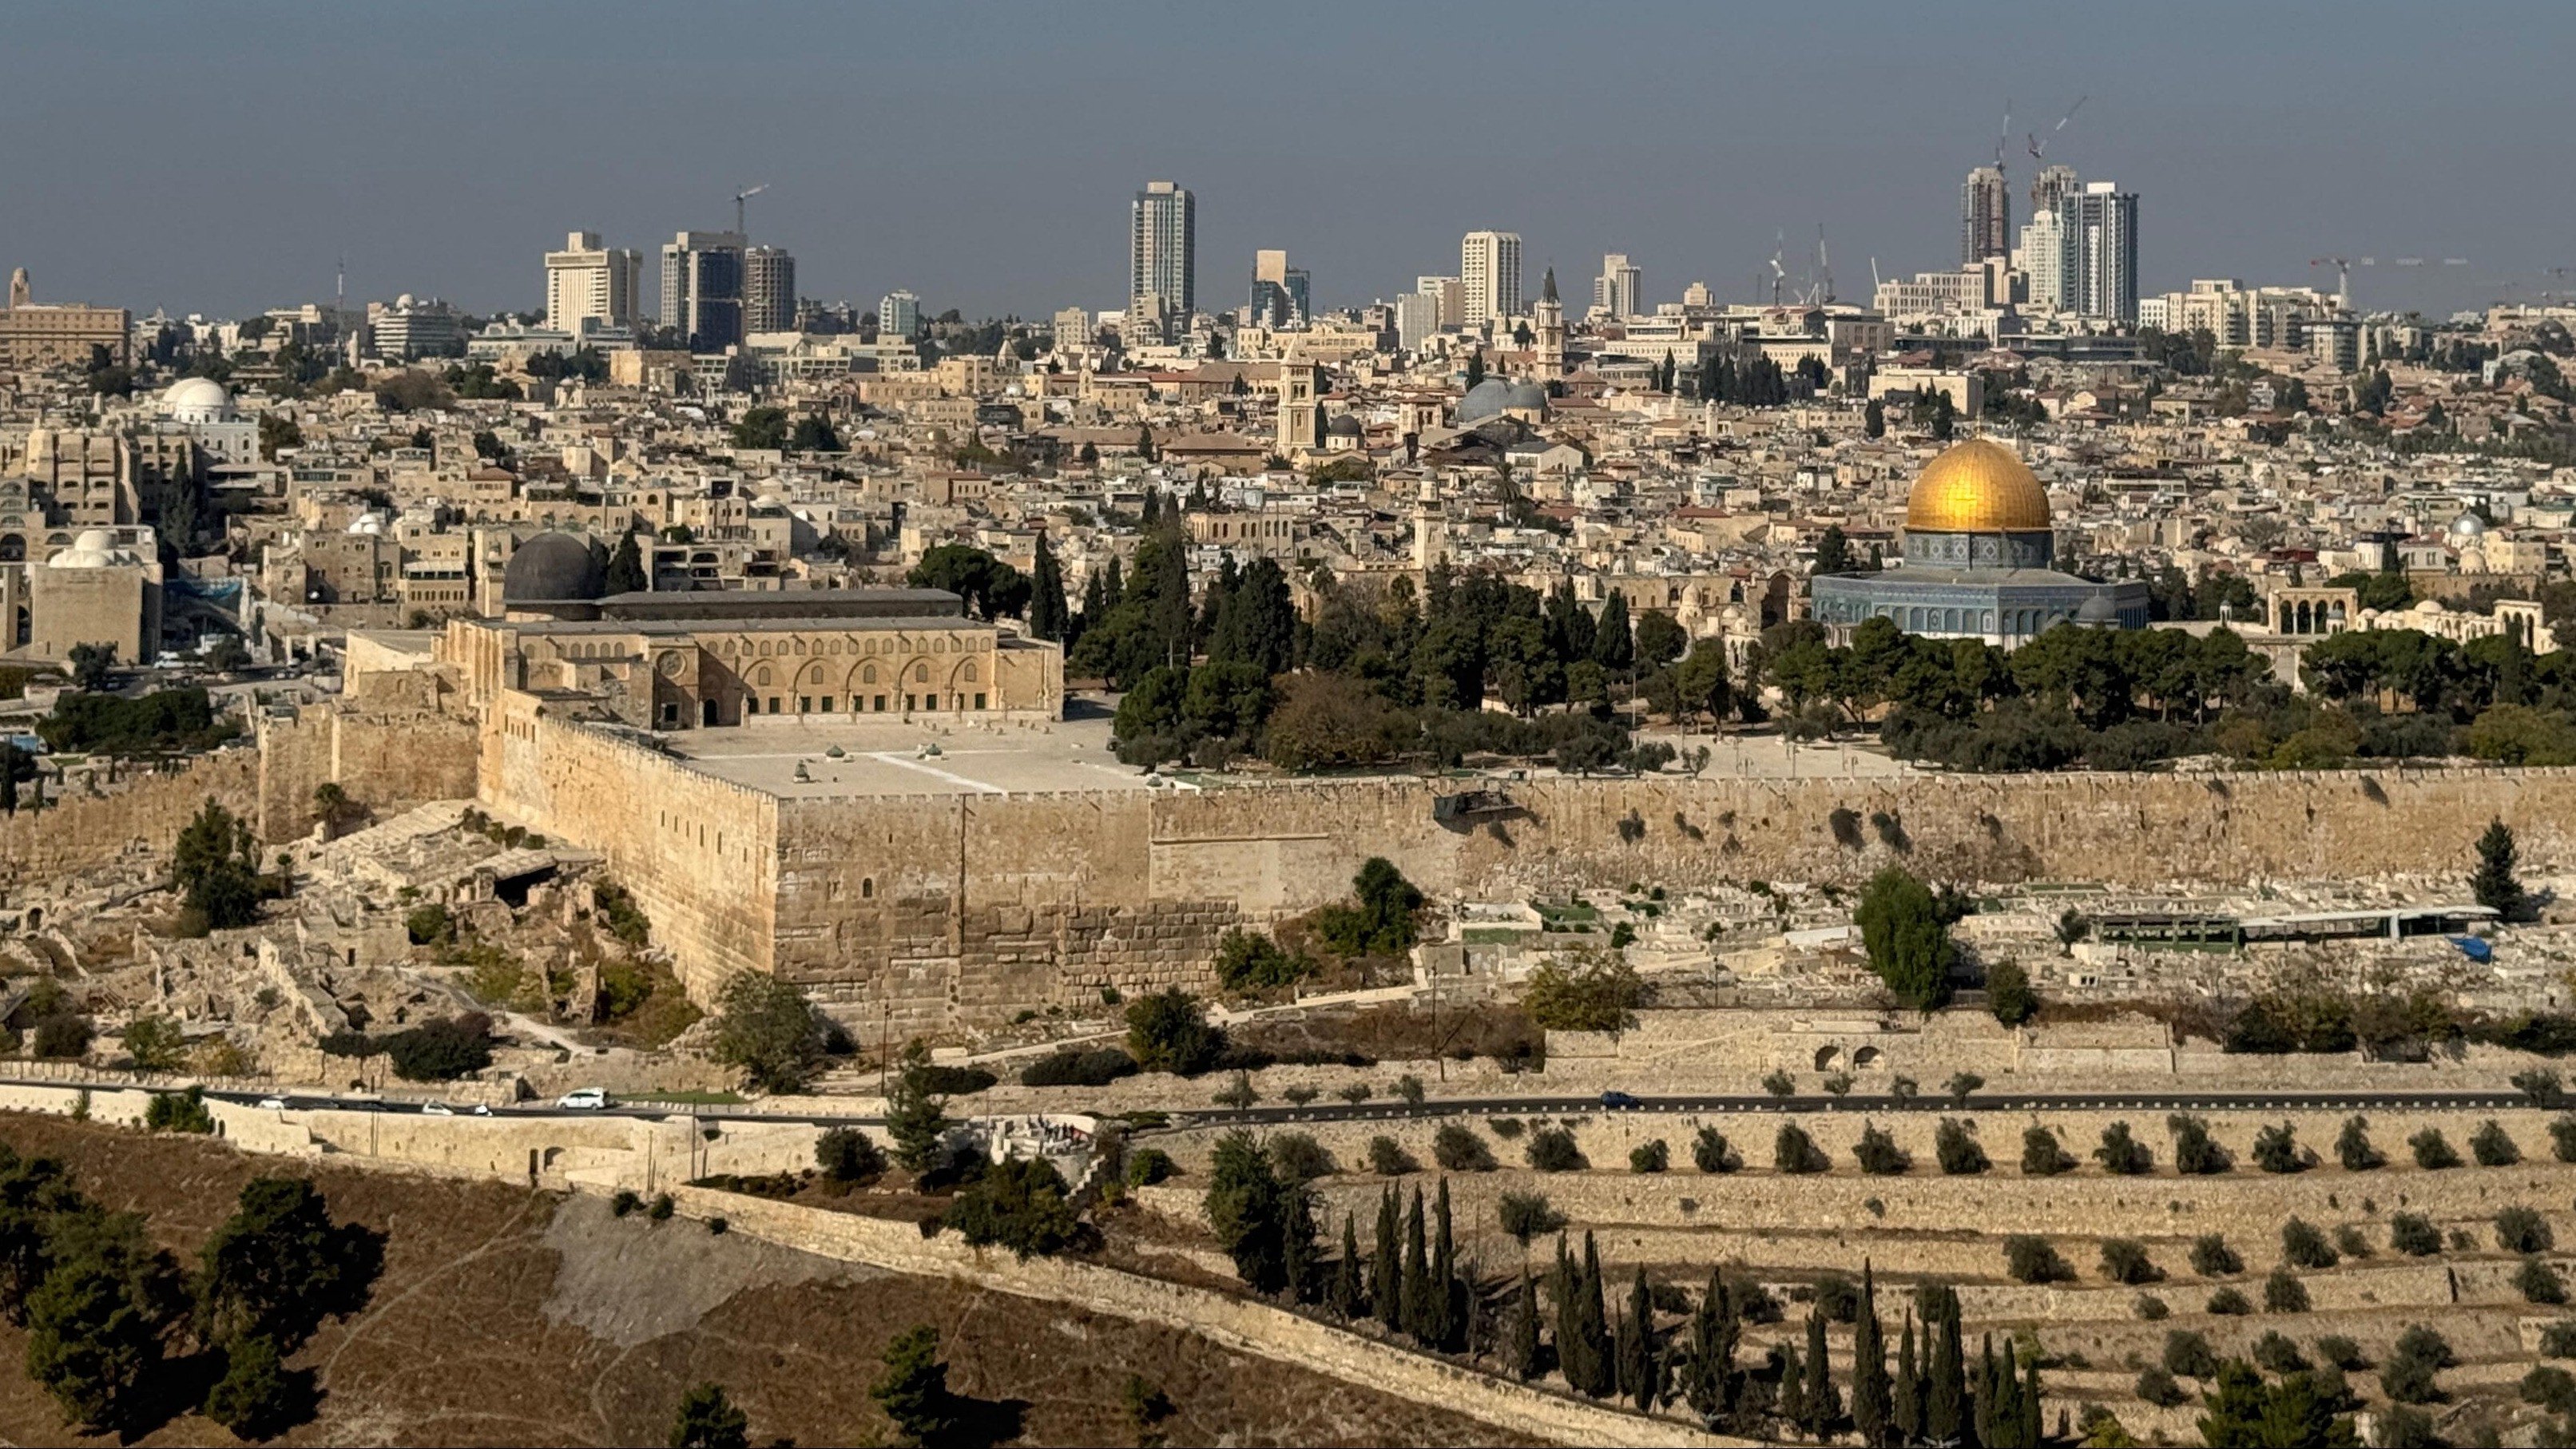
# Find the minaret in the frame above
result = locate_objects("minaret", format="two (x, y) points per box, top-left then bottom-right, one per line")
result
(1532, 265), (1566, 375)
(1412, 475), (1446, 573)
(6, 269), (27, 310)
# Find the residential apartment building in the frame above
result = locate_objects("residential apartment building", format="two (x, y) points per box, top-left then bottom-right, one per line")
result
(1460, 231), (1522, 328)
(543, 232), (642, 335)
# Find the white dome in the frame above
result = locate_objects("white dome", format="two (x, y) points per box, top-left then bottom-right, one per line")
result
(49, 530), (129, 570)
(161, 376), (235, 425)
(2450, 511), (2488, 538)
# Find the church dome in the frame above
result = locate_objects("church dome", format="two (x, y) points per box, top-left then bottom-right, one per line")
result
(501, 531), (604, 603)
(1904, 436), (2050, 533)
(161, 376), (236, 425)
(49, 530), (133, 569)
(2450, 510), (2488, 538)
(1457, 377), (1547, 424)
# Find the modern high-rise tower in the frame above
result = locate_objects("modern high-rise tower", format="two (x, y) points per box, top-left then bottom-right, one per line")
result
(2056, 181), (2139, 322)
(544, 232), (641, 335)
(1129, 181), (1196, 331)
(879, 289), (921, 339)
(743, 245), (796, 334)
(660, 230), (747, 351)
(1460, 231), (1522, 327)
(1960, 166), (2011, 264)
(2029, 163), (2082, 219)
(1594, 253), (1643, 317)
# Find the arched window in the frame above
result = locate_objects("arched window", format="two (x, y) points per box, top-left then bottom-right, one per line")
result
(860, 878), (875, 899)
(862, 664), (878, 684)
(915, 662), (930, 682)
(961, 662), (977, 683)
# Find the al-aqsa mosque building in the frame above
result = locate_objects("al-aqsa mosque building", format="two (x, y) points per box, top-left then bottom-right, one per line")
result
(1808, 436), (2146, 646)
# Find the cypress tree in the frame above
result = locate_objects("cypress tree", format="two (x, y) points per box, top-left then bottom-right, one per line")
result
(1579, 1233), (1613, 1398)
(1777, 1340), (1808, 1433)
(1328, 1214), (1361, 1320)
(1593, 590), (1633, 672)
(2018, 1351), (2043, 1449)
(1429, 1180), (1459, 1349)
(1551, 1237), (1586, 1392)
(1681, 1270), (1737, 1426)
(1371, 1189), (1401, 1332)
(1974, 1334), (1998, 1447)
(1851, 1264), (1889, 1446)
(1279, 1184), (1318, 1304)
(1804, 1309), (1840, 1439)
(1400, 1189), (1432, 1342)
(1508, 1269), (1540, 1381)
(1894, 1310), (1921, 1443)
(1926, 1288), (1966, 1447)
(1027, 534), (1067, 641)
(1621, 1267), (1655, 1412)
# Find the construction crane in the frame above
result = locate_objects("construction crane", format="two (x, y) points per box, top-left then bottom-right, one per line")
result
(733, 182), (768, 236)
(2026, 94), (2087, 162)
(2311, 254), (2471, 309)
(1768, 232), (1788, 306)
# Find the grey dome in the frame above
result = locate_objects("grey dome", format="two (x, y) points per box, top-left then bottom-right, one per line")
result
(1325, 412), (1363, 437)
(1457, 377), (1547, 424)
(502, 532), (605, 602)
(2074, 593), (2121, 625)
(2450, 510), (2488, 538)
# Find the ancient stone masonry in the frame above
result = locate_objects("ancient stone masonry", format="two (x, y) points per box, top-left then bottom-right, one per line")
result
(481, 697), (2576, 1026)
(0, 748), (260, 891)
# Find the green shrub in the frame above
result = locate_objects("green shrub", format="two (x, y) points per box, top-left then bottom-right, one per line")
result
(1629, 1140), (1669, 1173)
(1123, 1148), (1174, 1188)
(1022, 1049), (1138, 1088)
(2099, 1239), (2160, 1285)
(816, 1128), (884, 1184)
(2471, 1118), (2522, 1167)
(1267, 1132), (1335, 1182)
(1432, 1123), (1494, 1172)
(2021, 1125), (2074, 1176)
(943, 1157), (1078, 1259)
(1213, 928), (1311, 992)
(2542, 1321), (2576, 1359)
(2163, 1329), (2220, 1379)
(1935, 1118), (1989, 1175)
(2387, 1212), (2442, 1256)
(2263, 1267), (2311, 1313)
(2093, 1121), (2152, 1175)
(2315, 1334), (2366, 1371)
(1773, 1124), (1830, 1174)
(2280, 1218), (2339, 1270)
(2133, 1294), (2169, 1321)
(2167, 1114), (2231, 1174)
(144, 1086), (214, 1134)
(2520, 1257), (2569, 1305)
(2253, 1330), (2309, 1373)
(2003, 1235), (2073, 1284)
(2408, 1129), (2460, 1169)
(1526, 1127), (1584, 1173)
(2499, 1205), (2555, 1255)
(2135, 1366), (2186, 1407)
(2189, 1234), (2242, 1278)
(1364, 1136), (1415, 1176)
(2206, 1287), (2252, 1316)
(1692, 1126), (1735, 1173)
(1852, 1124), (1909, 1175)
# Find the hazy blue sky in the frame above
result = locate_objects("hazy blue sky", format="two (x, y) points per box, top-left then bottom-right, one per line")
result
(3, 1), (2561, 322)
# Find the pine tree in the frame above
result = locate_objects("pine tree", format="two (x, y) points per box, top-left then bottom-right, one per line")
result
(1399, 1189), (1432, 1342)
(1429, 1180), (1459, 1350)
(1372, 1189), (1402, 1332)
(1851, 1264), (1889, 1446)
(1028, 534), (1067, 641)
(1279, 1184), (1319, 1304)
(1804, 1309), (1840, 1439)
(604, 530), (646, 594)
(1621, 1267), (1655, 1412)
(1328, 1215), (1361, 1320)
(1508, 1269), (1541, 1380)
(2475, 819), (2526, 919)
(1894, 1311), (1922, 1443)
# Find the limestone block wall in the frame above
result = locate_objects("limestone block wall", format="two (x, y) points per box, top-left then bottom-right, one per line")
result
(254, 705), (478, 844)
(481, 702), (778, 1000)
(0, 748), (259, 892)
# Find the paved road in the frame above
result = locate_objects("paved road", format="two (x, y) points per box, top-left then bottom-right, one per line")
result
(107, 1082), (2531, 1131)
(1202, 1088), (2531, 1129)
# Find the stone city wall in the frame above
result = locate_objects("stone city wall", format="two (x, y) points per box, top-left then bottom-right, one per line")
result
(481, 693), (2576, 1023)
(665, 1185), (1737, 1448)
(0, 748), (260, 893)
(479, 700), (779, 1000)
(253, 703), (478, 844)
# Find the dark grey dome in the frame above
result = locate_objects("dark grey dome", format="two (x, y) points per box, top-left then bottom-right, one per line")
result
(2074, 593), (2121, 625)
(1325, 412), (1363, 436)
(1457, 377), (1547, 424)
(502, 532), (605, 603)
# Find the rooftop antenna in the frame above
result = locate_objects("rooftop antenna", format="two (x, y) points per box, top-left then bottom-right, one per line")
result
(733, 182), (769, 236)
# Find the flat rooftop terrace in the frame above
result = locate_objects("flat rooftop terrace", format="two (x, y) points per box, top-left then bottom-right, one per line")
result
(649, 711), (1915, 801)
(659, 713), (1161, 798)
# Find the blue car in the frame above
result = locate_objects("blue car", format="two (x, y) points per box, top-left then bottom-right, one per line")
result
(1600, 1090), (1641, 1109)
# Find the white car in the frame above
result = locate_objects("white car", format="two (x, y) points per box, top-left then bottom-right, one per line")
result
(556, 1088), (610, 1110)
(420, 1102), (454, 1117)
(256, 1097), (288, 1110)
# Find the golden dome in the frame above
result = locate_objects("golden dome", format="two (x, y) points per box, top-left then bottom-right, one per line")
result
(1903, 436), (2051, 533)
